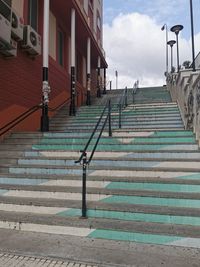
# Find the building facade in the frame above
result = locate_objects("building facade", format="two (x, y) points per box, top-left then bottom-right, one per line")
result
(0, 0), (107, 133)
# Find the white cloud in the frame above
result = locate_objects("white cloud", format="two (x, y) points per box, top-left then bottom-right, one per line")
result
(103, 12), (200, 88)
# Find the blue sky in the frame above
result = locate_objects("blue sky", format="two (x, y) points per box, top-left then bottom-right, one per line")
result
(103, 0), (200, 40)
(103, 0), (200, 87)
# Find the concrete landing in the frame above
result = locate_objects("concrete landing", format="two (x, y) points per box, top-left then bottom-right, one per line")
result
(0, 229), (199, 267)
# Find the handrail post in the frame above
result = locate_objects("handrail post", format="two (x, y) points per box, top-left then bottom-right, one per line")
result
(125, 87), (128, 107)
(119, 103), (122, 129)
(108, 99), (112, 137)
(82, 151), (87, 218)
(132, 87), (134, 103)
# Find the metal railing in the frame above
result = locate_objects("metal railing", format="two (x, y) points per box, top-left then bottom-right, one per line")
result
(0, 97), (71, 137)
(75, 99), (112, 218)
(118, 87), (128, 128)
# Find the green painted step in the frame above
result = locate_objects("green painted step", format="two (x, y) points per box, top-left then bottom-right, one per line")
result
(88, 229), (184, 245)
(106, 182), (200, 193)
(59, 208), (200, 226)
(103, 195), (200, 209)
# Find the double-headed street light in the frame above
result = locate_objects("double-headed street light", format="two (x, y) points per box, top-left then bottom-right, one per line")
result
(167, 40), (176, 73)
(170, 24), (184, 72)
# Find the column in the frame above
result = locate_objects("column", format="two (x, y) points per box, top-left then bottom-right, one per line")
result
(41, 0), (50, 132)
(86, 37), (91, 105)
(97, 56), (101, 97)
(69, 8), (76, 116)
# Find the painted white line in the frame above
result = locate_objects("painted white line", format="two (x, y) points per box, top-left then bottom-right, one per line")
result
(156, 162), (200, 170)
(90, 170), (196, 179)
(4, 191), (111, 201)
(117, 138), (134, 144)
(0, 204), (67, 215)
(0, 221), (95, 236)
(168, 238), (200, 249)
(40, 151), (80, 157)
(113, 132), (154, 137)
(41, 180), (110, 188)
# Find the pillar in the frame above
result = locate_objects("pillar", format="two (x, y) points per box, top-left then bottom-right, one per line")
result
(41, 0), (50, 132)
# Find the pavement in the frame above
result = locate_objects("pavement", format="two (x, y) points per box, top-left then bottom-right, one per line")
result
(0, 229), (199, 267)
(0, 253), (98, 267)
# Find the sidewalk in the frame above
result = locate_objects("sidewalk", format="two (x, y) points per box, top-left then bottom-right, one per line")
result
(0, 253), (98, 267)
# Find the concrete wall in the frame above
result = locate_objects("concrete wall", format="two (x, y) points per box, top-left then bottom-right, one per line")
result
(167, 70), (200, 145)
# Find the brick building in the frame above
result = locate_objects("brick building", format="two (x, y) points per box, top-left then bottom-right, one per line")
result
(0, 0), (107, 133)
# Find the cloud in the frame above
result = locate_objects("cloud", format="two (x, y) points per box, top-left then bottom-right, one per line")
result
(103, 12), (200, 88)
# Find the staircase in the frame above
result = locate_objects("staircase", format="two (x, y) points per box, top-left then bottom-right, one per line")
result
(0, 86), (200, 264)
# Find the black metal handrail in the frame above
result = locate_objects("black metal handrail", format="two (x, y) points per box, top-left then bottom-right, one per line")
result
(75, 99), (112, 218)
(0, 104), (42, 137)
(0, 97), (72, 137)
(118, 87), (128, 128)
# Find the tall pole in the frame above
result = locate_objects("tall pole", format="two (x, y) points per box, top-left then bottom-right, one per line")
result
(175, 33), (179, 72)
(41, 0), (50, 132)
(170, 46), (173, 72)
(69, 8), (76, 116)
(115, 70), (118, 89)
(190, 0), (196, 71)
(161, 24), (169, 74)
(171, 25), (183, 73)
(167, 40), (176, 73)
(86, 37), (91, 105)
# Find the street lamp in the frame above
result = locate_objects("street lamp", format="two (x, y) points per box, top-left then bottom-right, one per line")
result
(161, 24), (169, 74)
(190, 0), (196, 71)
(167, 40), (176, 73)
(170, 24), (184, 72)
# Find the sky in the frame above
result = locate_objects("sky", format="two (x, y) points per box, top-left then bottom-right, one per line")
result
(103, 0), (200, 88)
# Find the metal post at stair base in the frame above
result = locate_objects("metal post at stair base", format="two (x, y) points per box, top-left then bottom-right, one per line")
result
(82, 151), (87, 218)
(110, 81), (112, 91)
(41, 0), (50, 132)
(86, 74), (91, 105)
(103, 68), (106, 94)
(69, 66), (76, 116)
(108, 99), (112, 137)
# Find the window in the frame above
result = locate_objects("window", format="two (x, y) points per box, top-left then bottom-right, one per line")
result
(97, 15), (101, 29)
(58, 29), (64, 66)
(28, 0), (38, 31)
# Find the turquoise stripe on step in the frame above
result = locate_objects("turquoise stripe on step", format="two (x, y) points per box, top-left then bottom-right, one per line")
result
(106, 182), (200, 193)
(0, 178), (48, 185)
(133, 137), (195, 144)
(0, 189), (8, 195)
(150, 131), (193, 137)
(32, 144), (197, 151)
(102, 195), (200, 209)
(59, 208), (200, 226)
(88, 229), (182, 245)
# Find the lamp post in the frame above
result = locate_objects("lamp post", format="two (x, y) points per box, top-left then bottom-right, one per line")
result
(167, 40), (176, 73)
(190, 0), (196, 71)
(161, 24), (169, 74)
(170, 24), (184, 72)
